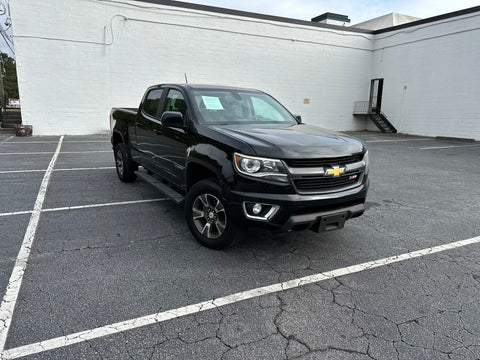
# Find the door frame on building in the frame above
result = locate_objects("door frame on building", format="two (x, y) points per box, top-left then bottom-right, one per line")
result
(369, 78), (384, 114)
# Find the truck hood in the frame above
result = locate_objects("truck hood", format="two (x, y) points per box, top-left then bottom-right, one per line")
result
(210, 123), (364, 158)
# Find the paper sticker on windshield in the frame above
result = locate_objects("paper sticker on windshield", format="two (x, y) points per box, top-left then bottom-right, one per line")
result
(202, 96), (224, 110)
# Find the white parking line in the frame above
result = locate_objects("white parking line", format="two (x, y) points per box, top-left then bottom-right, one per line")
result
(0, 136), (14, 144)
(63, 140), (109, 143)
(41, 198), (168, 213)
(3, 235), (479, 359)
(55, 167), (115, 172)
(2, 140), (108, 144)
(0, 210), (33, 217)
(0, 169), (46, 174)
(0, 199), (169, 218)
(0, 167), (115, 174)
(61, 151), (111, 154)
(0, 141), (58, 144)
(0, 152), (54, 155)
(0, 136), (64, 353)
(0, 151), (111, 155)
(366, 138), (434, 143)
(420, 144), (480, 150)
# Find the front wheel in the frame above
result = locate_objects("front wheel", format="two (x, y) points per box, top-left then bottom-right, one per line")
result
(114, 143), (137, 182)
(185, 179), (237, 249)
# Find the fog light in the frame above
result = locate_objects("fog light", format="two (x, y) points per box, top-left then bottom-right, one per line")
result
(252, 203), (262, 215)
(242, 202), (280, 221)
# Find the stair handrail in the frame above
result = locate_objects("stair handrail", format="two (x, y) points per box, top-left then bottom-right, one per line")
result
(353, 101), (372, 115)
(376, 111), (397, 133)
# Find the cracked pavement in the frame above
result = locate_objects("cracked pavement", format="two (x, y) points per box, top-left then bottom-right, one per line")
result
(0, 132), (479, 359)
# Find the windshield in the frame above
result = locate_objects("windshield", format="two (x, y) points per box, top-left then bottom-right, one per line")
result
(192, 89), (297, 125)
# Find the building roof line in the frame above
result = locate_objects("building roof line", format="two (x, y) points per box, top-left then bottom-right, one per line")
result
(132, 1), (480, 36)
(373, 5), (480, 34)
(133, 0), (372, 34)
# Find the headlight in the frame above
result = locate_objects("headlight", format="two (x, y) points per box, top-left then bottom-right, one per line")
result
(234, 153), (288, 183)
(363, 150), (369, 174)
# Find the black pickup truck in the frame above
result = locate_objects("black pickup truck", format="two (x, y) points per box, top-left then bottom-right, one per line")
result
(111, 84), (369, 249)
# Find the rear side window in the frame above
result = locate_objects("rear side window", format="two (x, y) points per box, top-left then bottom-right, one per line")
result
(143, 89), (164, 118)
(163, 89), (187, 117)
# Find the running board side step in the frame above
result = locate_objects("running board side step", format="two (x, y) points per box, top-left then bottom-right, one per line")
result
(136, 169), (185, 205)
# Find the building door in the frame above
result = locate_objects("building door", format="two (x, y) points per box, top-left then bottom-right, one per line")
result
(369, 79), (384, 114)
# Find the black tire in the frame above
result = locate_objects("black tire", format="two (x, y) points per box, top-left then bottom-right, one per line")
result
(114, 143), (137, 182)
(185, 179), (237, 250)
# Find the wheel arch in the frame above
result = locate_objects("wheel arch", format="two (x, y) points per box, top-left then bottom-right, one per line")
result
(111, 130), (124, 148)
(186, 161), (220, 191)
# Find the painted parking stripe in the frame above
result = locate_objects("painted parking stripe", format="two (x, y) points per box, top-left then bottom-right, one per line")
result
(0, 169), (46, 174)
(63, 140), (109, 143)
(0, 150), (111, 155)
(0, 136), (14, 144)
(41, 198), (169, 213)
(0, 167), (115, 174)
(3, 140), (108, 144)
(61, 151), (111, 154)
(0, 141), (59, 144)
(0, 199), (168, 218)
(366, 138), (434, 143)
(3, 235), (479, 359)
(0, 136), (64, 353)
(55, 167), (115, 172)
(0, 152), (54, 155)
(0, 210), (33, 217)
(420, 144), (480, 150)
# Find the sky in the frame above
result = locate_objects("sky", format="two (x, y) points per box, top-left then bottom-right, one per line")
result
(1, 0), (479, 58)
(179, 0), (480, 24)
(0, 0), (13, 58)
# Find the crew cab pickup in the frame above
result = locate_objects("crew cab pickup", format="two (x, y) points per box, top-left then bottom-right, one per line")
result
(111, 84), (369, 249)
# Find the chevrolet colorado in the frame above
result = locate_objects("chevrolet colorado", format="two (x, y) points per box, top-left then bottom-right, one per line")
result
(111, 84), (369, 249)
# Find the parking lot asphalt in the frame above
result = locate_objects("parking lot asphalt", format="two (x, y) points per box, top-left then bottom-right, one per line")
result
(0, 132), (479, 359)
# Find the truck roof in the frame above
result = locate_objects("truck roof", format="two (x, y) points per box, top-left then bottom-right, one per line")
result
(160, 84), (262, 93)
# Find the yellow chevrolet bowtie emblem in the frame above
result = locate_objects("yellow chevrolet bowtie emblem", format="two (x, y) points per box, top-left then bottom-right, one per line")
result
(326, 166), (345, 177)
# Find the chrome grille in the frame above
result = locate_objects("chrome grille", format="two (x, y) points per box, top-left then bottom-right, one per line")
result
(294, 172), (362, 192)
(284, 154), (364, 168)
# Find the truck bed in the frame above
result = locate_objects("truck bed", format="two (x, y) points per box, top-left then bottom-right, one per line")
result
(112, 107), (137, 114)
(110, 108), (138, 130)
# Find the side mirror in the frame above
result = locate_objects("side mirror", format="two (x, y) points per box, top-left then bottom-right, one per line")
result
(161, 111), (184, 128)
(293, 114), (302, 123)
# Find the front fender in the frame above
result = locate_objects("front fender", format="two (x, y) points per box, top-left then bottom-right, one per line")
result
(186, 143), (235, 185)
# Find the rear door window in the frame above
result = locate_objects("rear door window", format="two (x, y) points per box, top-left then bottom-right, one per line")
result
(143, 89), (164, 118)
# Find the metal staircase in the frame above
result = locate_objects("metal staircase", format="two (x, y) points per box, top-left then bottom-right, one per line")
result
(1, 108), (22, 131)
(369, 112), (396, 133)
(353, 101), (397, 134)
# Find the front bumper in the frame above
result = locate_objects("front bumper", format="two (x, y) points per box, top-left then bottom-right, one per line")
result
(277, 202), (364, 232)
(226, 178), (368, 232)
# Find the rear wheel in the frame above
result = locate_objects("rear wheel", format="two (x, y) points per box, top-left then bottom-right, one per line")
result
(114, 143), (137, 182)
(185, 179), (237, 249)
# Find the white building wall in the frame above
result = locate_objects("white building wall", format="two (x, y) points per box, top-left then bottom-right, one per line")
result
(372, 12), (480, 140)
(10, 0), (373, 135)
